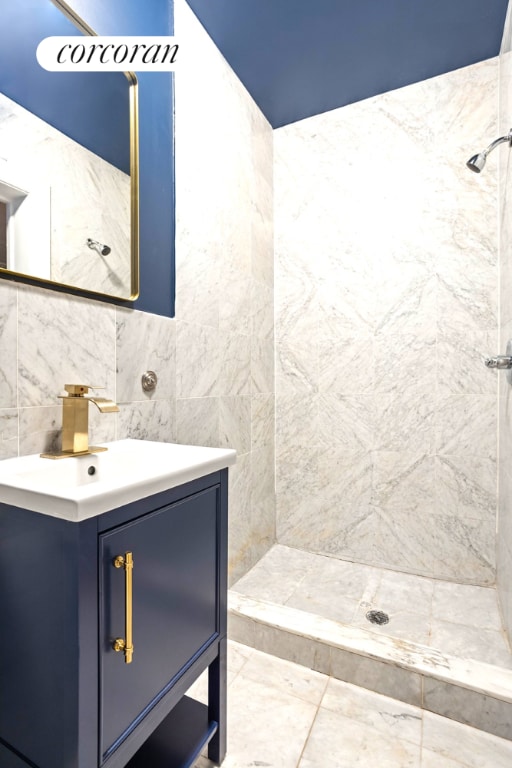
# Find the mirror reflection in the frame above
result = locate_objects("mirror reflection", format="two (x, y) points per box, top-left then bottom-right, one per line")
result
(0, 0), (139, 300)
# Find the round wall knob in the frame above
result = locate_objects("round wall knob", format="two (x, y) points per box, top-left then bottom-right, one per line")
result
(141, 371), (157, 393)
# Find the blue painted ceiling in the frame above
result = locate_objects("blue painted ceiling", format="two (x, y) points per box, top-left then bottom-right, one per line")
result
(185, 0), (509, 128)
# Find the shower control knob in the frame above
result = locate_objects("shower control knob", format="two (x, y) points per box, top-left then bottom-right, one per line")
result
(484, 356), (512, 369)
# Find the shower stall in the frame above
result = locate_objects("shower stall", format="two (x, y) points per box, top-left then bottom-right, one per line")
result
(229, 40), (512, 740)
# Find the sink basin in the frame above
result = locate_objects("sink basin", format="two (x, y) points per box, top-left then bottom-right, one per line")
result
(0, 439), (236, 521)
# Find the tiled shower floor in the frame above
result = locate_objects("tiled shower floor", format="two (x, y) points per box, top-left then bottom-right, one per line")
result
(230, 545), (512, 669)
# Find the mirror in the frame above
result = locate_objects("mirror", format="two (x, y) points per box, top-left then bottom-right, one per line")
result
(0, 0), (139, 301)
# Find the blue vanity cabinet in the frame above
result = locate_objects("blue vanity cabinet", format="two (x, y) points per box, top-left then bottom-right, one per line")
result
(0, 469), (228, 768)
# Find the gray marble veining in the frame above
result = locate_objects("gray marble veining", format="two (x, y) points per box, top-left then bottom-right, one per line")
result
(274, 58), (499, 581)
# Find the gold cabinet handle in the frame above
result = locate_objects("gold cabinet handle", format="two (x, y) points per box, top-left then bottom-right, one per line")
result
(112, 552), (134, 664)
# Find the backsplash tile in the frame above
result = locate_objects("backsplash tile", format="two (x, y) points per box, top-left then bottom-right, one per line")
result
(17, 285), (116, 408)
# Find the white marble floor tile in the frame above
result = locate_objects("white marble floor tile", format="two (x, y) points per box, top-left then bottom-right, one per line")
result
(431, 582), (502, 630)
(194, 642), (512, 768)
(321, 678), (422, 745)
(422, 711), (512, 767)
(239, 646), (328, 705)
(219, 674), (317, 768)
(298, 707), (422, 767)
(429, 621), (512, 668)
(285, 586), (360, 625)
(231, 544), (318, 603)
(372, 568), (434, 616)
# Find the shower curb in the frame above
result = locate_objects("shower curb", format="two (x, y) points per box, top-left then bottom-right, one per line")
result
(228, 591), (512, 741)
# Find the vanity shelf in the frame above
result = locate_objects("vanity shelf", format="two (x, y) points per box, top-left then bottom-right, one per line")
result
(126, 696), (217, 768)
(0, 443), (234, 768)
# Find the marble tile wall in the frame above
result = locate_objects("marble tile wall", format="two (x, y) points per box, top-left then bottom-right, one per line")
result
(498, 2), (512, 645)
(274, 59), (499, 584)
(0, 0), (274, 587)
(173, 0), (275, 585)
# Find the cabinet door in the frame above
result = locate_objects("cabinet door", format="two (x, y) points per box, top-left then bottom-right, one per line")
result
(99, 486), (219, 763)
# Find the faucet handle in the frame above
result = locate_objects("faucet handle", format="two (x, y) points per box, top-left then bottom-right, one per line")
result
(64, 384), (104, 396)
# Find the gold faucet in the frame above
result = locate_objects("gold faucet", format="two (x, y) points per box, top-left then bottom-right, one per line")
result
(41, 384), (119, 459)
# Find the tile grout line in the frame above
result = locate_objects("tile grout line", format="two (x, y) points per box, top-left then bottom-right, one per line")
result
(293, 676), (329, 768)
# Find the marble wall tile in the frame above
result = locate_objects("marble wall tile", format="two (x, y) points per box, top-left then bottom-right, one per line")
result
(176, 321), (220, 399)
(317, 449), (373, 514)
(176, 397), (219, 448)
(437, 328), (498, 396)
(251, 394), (274, 452)
(498, 17), (512, 648)
(251, 446), (275, 507)
(274, 58), (498, 582)
(219, 268), (251, 337)
(174, 0), (275, 583)
(227, 452), (252, 584)
(375, 273), (437, 337)
(0, 409), (18, 459)
(17, 286), (116, 408)
(18, 405), (61, 456)
(496, 538), (512, 649)
(116, 400), (175, 443)
(317, 394), (374, 453)
(219, 395), (251, 454)
(174, 247), (220, 330)
(275, 394), (318, 465)
(373, 453), (436, 515)
(249, 496), (276, 566)
(116, 309), (176, 404)
(275, 337), (318, 395)
(88, 404), (117, 446)
(374, 333), (436, 396)
(251, 333), (274, 395)
(374, 393), (435, 454)
(318, 332), (374, 395)
(251, 279), (273, 341)
(435, 456), (496, 521)
(218, 332), (251, 396)
(0, 281), (17, 409)
(435, 395), (496, 459)
(251, 208), (274, 287)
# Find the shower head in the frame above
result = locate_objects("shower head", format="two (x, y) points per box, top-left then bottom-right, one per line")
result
(87, 237), (111, 256)
(466, 129), (512, 173)
(466, 152), (487, 173)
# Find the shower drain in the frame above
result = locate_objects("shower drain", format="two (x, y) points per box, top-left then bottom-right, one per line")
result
(366, 609), (389, 626)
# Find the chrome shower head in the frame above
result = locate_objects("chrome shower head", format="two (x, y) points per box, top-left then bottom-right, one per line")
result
(466, 152), (487, 173)
(87, 237), (111, 256)
(466, 129), (512, 173)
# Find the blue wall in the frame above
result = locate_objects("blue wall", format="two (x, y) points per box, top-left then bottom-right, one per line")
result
(0, 0), (130, 173)
(187, 0), (508, 128)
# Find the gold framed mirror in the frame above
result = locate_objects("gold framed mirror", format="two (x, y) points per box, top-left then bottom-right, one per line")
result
(0, 0), (139, 301)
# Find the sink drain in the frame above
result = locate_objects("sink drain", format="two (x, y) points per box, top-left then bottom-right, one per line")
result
(366, 609), (389, 626)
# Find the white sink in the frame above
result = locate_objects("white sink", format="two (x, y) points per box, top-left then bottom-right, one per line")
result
(0, 439), (236, 521)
